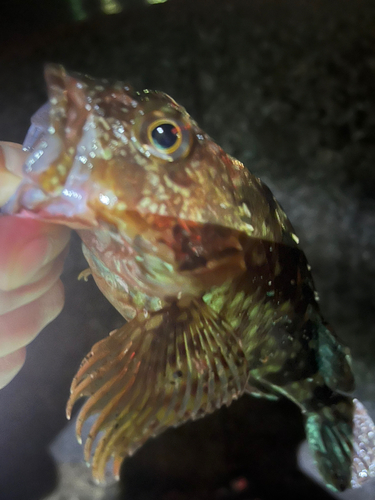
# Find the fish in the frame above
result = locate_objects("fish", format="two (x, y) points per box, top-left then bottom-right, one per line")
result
(3, 64), (375, 491)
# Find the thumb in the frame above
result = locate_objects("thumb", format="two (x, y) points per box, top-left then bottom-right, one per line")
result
(0, 142), (28, 206)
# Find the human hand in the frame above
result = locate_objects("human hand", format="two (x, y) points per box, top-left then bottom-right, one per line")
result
(0, 142), (70, 389)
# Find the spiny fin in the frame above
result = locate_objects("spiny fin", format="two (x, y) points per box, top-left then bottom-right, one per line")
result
(317, 323), (355, 393)
(66, 299), (248, 483)
(351, 398), (375, 488)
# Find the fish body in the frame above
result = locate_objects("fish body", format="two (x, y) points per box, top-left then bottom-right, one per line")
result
(5, 65), (375, 490)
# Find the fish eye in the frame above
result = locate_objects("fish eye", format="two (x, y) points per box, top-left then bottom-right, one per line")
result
(147, 120), (182, 155)
(133, 112), (193, 161)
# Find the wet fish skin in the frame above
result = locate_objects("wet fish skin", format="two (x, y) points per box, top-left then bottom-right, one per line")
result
(4, 64), (375, 490)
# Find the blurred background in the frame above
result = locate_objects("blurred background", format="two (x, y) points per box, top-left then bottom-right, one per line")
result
(0, 0), (375, 499)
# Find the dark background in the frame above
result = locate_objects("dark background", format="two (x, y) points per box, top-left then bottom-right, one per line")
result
(0, 1), (374, 499)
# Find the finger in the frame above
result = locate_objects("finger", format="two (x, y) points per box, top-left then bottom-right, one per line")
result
(0, 141), (26, 176)
(0, 347), (26, 389)
(0, 142), (27, 205)
(0, 249), (66, 315)
(0, 216), (71, 291)
(0, 280), (65, 357)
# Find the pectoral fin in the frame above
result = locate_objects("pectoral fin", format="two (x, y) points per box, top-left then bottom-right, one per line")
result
(66, 299), (248, 482)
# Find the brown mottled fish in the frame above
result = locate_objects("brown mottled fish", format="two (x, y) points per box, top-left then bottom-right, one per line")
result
(4, 65), (375, 491)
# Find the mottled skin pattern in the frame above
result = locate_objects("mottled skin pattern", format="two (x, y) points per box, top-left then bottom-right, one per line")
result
(6, 65), (375, 491)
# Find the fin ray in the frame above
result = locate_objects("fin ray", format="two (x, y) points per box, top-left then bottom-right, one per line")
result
(317, 323), (355, 393)
(67, 299), (248, 482)
(305, 394), (354, 492)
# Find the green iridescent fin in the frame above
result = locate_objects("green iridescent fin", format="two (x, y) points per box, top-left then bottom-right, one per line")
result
(305, 392), (354, 491)
(66, 299), (248, 483)
(351, 398), (375, 487)
(245, 379), (279, 401)
(317, 323), (355, 393)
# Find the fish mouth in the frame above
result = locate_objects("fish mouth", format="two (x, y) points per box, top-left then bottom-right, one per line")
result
(3, 179), (98, 229)
(3, 101), (99, 228)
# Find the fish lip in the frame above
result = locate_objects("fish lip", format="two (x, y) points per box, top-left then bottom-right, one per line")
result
(22, 102), (51, 153)
(2, 177), (98, 229)
(2, 105), (98, 227)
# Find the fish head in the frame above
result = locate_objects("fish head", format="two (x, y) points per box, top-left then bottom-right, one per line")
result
(5, 65), (295, 311)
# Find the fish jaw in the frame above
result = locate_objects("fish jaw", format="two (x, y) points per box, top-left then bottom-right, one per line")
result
(2, 77), (96, 227)
(3, 63), (137, 228)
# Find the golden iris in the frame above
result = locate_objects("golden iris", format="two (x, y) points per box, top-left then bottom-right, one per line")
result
(133, 109), (193, 161)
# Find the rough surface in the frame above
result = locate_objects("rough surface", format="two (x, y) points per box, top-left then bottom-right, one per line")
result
(0, 0), (374, 499)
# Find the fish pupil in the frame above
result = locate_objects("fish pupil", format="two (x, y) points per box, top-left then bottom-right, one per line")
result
(151, 123), (179, 150)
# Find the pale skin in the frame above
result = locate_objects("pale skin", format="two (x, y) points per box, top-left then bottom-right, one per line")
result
(0, 142), (70, 389)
